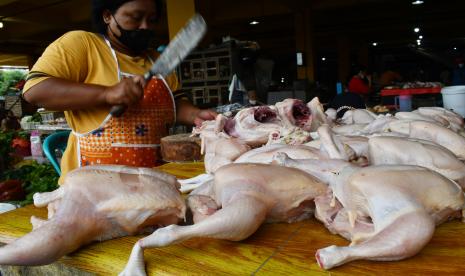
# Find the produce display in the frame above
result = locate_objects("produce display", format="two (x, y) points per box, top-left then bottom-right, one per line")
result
(0, 97), (464, 275)
(0, 130), (59, 206)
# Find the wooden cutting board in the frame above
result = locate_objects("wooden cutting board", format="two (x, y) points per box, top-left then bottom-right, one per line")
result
(160, 134), (202, 162)
(0, 162), (464, 275)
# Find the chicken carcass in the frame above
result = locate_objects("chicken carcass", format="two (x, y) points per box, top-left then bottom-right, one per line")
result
(332, 123), (368, 136)
(120, 163), (327, 276)
(416, 107), (464, 130)
(408, 121), (465, 159)
(307, 97), (331, 130)
(234, 143), (323, 164)
(272, 154), (464, 269)
(202, 136), (251, 174)
(275, 98), (313, 131)
(180, 125), (348, 194)
(340, 109), (377, 125)
(395, 111), (449, 126)
(219, 105), (283, 146)
(206, 99), (314, 147)
(368, 136), (465, 188)
(315, 165), (464, 269)
(0, 166), (185, 266)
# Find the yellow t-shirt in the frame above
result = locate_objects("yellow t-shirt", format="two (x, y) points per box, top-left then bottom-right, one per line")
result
(23, 30), (182, 184)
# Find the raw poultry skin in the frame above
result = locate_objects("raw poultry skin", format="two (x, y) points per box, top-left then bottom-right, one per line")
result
(0, 165), (185, 266)
(368, 136), (465, 188)
(120, 163), (327, 276)
(202, 136), (251, 174)
(273, 153), (464, 270)
(234, 143), (323, 164)
(409, 121), (465, 159)
(315, 165), (464, 269)
(200, 98), (313, 147)
(179, 123), (359, 194)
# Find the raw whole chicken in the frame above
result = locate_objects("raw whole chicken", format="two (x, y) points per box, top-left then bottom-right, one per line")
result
(180, 140), (322, 193)
(416, 107), (464, 129)
(275, 98), (314, 131)
(368, 136), (465, 188)
(218, 105), (283, 146)
(359, 115), (397, 135)
(332, 123), (367, 135)
(202, 136), (250, 174)
(307, 97), (332, 130)
(180, 123), (358, 193)
(120, 163), (327, 276)
(193, 98), (320, 149)
(236, 125), (355, 164)
(271, 154), (464, 270)
(340, 109), (377, 125)
(180, 124), (354, 193)
(409, 121), (465, 159)
(234, 143), (323, 164)
(0, 166), (185, 266)
(203, 99), (314, 146)
(395, 111), (449, 126)
(315, 165), (464, 269)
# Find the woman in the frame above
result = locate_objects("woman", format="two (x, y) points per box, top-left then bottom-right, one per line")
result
(23, 0), (216, 184)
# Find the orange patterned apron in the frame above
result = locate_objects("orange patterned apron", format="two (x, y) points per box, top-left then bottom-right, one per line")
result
(73, 37), (175, 168)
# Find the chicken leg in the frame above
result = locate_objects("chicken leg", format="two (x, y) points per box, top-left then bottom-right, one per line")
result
(316, 210), (435, 269)
(120, 163), (326, 276)
(120, 193), (269, 276)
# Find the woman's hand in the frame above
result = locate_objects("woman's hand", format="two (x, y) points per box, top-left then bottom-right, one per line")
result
(193, 109), (218, 127)
(103, 76), (145, 106)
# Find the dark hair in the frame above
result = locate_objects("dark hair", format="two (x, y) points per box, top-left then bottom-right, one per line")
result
(92, 0), (163, 34)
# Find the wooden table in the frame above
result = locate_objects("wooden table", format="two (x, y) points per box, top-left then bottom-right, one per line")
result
(1, 162), (464, 275)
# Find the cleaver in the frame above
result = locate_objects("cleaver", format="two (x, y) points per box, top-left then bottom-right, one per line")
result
(110, 13), (207, 117)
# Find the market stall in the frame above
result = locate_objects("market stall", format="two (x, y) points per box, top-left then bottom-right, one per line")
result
(1, 0), (465, 275)
(0, 162), (464, 276)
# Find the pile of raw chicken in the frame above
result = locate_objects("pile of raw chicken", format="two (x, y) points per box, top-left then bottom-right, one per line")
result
(1, 98), (464, 276)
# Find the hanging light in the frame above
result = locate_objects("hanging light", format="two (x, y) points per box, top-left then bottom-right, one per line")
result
(321, 57), (326, 61)
(372, 42), (378, 46)
(249, 20), (259, 25)
(0, 22), (4, 29)
(418, 35), (423, 39)
(414, 27), (420, 33)
(412, 0), (424, 5)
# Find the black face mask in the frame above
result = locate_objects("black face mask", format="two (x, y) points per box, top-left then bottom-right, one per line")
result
(111, 17), (155, 54)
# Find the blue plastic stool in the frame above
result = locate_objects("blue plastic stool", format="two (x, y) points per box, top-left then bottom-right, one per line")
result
(43, 130), (70, 175)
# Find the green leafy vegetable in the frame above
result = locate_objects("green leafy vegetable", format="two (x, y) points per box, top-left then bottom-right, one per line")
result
(0, 130), (15, 170)
(0, 70), (27, 96)
(3, 161), (59, 206)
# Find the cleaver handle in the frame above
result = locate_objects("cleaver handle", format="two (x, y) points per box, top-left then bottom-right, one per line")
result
(110, 105), (127, 117)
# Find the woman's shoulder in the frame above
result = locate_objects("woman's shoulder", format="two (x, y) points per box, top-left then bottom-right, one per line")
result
(54, 31), (104, 47)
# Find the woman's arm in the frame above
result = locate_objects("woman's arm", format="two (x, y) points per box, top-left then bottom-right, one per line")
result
(23, 76), (145, 111)
(175, 98), (217, 126)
